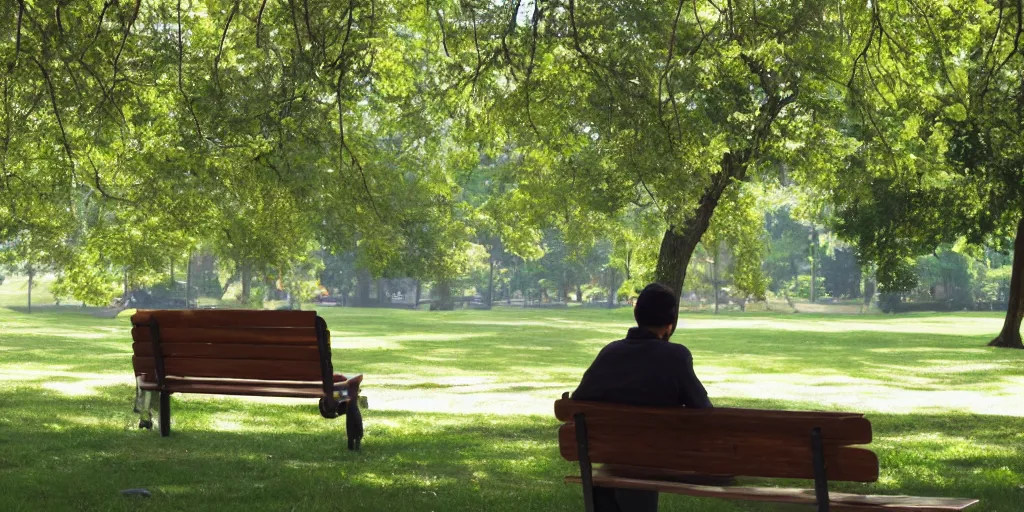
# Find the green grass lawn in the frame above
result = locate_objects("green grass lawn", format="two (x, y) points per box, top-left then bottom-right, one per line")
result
(1, 306), (1022, 511)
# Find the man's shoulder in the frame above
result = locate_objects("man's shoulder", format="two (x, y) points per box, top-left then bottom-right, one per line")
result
(600, 337), (693, 358)
(595, 337), (630, 355)
(664, 341), (694, 359)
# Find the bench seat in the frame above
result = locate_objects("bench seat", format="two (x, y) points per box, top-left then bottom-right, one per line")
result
(137, 375), (362, 399)
(555, 397), (977, 512)
(131, 309), (364, 450)
(565, 475), (978, 511)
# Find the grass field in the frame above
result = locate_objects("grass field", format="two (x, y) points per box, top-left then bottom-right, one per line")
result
(1, 305), (1022, 511)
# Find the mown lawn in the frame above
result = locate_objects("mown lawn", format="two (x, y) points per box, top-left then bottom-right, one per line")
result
(0, 306), (1022, 511)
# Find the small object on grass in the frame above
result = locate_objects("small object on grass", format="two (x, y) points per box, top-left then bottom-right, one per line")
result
(120, 488), (152, 498)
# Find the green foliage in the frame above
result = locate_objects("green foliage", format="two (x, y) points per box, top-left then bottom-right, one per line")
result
(703, 184), (770, 300)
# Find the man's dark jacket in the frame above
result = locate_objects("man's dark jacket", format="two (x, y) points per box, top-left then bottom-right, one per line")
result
(573, 327), (712, 408)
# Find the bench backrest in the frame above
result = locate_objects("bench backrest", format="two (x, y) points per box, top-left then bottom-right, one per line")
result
(131, 310), (332, 387)
(555, 399), (879, 482)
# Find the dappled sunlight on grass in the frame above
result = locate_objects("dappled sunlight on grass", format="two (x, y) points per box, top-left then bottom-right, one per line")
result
(3, 307), (1023, 418)
(2, 307), (1024, 509)
(0, 386), (1020, 511)
(679, 314), (1006, 336)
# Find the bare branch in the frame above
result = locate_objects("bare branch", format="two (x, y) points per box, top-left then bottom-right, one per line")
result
(110, 0), (142, 96)
(8, 0), (25, 73)
(178, 0), (204, 139)
(256, 0), (269, 48)
(329, 0), (356, 70)
(286, 0), (305, 52)
(335, 71), (382, 221)
(658, 0), (687, 148)
(436, 9), (450, 58)
(33, 57), (75, 174)
(500, 0), (523, 74)
(214, 0), (240, 88)
(981, 0), (1023, 103)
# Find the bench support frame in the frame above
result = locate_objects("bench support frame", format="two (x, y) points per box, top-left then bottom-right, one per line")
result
(574, 413), (596, 512)
(159, 392), (170, 437)
(572, 414), (835, 512)
(137, 313), (363, 450)
(148, 320), (172, 437)
(811, 427), (830, 512)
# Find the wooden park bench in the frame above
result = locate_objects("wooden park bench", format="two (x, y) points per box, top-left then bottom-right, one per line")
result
(555, 397), (978, 512)
(131, 310), (364, 450)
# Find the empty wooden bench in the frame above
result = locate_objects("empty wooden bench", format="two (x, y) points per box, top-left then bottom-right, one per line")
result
(555, 397), (978, 512)
(131, 309), (364, 450)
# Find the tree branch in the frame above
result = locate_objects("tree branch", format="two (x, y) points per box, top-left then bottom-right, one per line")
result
(335, 73), (382, 221)
(214, 0), (240, 89)
(178, 0), (204, 139)
(110, 0), (142, 98)
(256, 0), (269, 48)
(8, 0), (25, 73)
(436, 9), (450, 58)
(34, 57), (75, 175)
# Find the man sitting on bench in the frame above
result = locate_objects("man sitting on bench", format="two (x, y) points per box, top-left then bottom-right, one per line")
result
(572, 282), (716, 512)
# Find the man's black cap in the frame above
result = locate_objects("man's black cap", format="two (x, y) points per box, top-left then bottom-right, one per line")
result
(634, 283), (679, 328)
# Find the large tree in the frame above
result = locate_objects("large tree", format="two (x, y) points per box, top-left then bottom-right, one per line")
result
(1, 0), (467, 305)
(832, 0), (1024, 348)
(439, 0), (863, 297)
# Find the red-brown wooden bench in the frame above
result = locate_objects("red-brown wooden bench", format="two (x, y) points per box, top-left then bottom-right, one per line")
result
(555, 397), (978, 511)
(131, 309), (364, 450)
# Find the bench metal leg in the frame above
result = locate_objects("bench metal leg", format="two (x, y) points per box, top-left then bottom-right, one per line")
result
(811, 427), (829, 512)
(345, 381), (364, 451)
(346, 401), (363, 451)
(159, 392), (171, 437)
(574, 413), (595, 512)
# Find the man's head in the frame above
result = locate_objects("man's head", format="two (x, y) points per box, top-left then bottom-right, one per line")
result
(633, 283), (679, 340)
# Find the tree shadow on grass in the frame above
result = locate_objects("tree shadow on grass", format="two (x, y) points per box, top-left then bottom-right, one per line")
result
(0, 387), (1020, 512)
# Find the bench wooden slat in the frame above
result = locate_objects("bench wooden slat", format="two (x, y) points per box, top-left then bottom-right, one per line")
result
(140, 381), (329, 398)
(558, 423), (879, 482)
(555, 400), (872, 444)
(131, 342), (321, 361)
(131, 309), (317, 329)
(140, 377), (320, 388)
(133, 356), (322, 381)
(131, 326), (318, 345)
(137, 375), (362, 391)
(564, 476), (979, 511)
(556, 400), (865, 420)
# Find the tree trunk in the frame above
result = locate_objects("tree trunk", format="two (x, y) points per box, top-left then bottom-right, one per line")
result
(186, 251), (194, 308)
(487, 258), (495, 309)
(863, 273), (876, 308)
(990, 216), (1024, 349)
(376, 279), (385, 305)
(356, 270), (371, 306)
(607, 268), (618, 308)
(809, 226), (818, 303)
(654, 154), (743, 297)
(433, 281), (455, 311)
(124, 269), (129, 298)
(414, 280), (422, 307)
(712, 252), (719, 315)
(625, 249), (633, 280)
(576, 284), (582, 302)
(240, 264), (252, 304)
(170, 260), (175, 288)
(26, 266), (33, 314)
